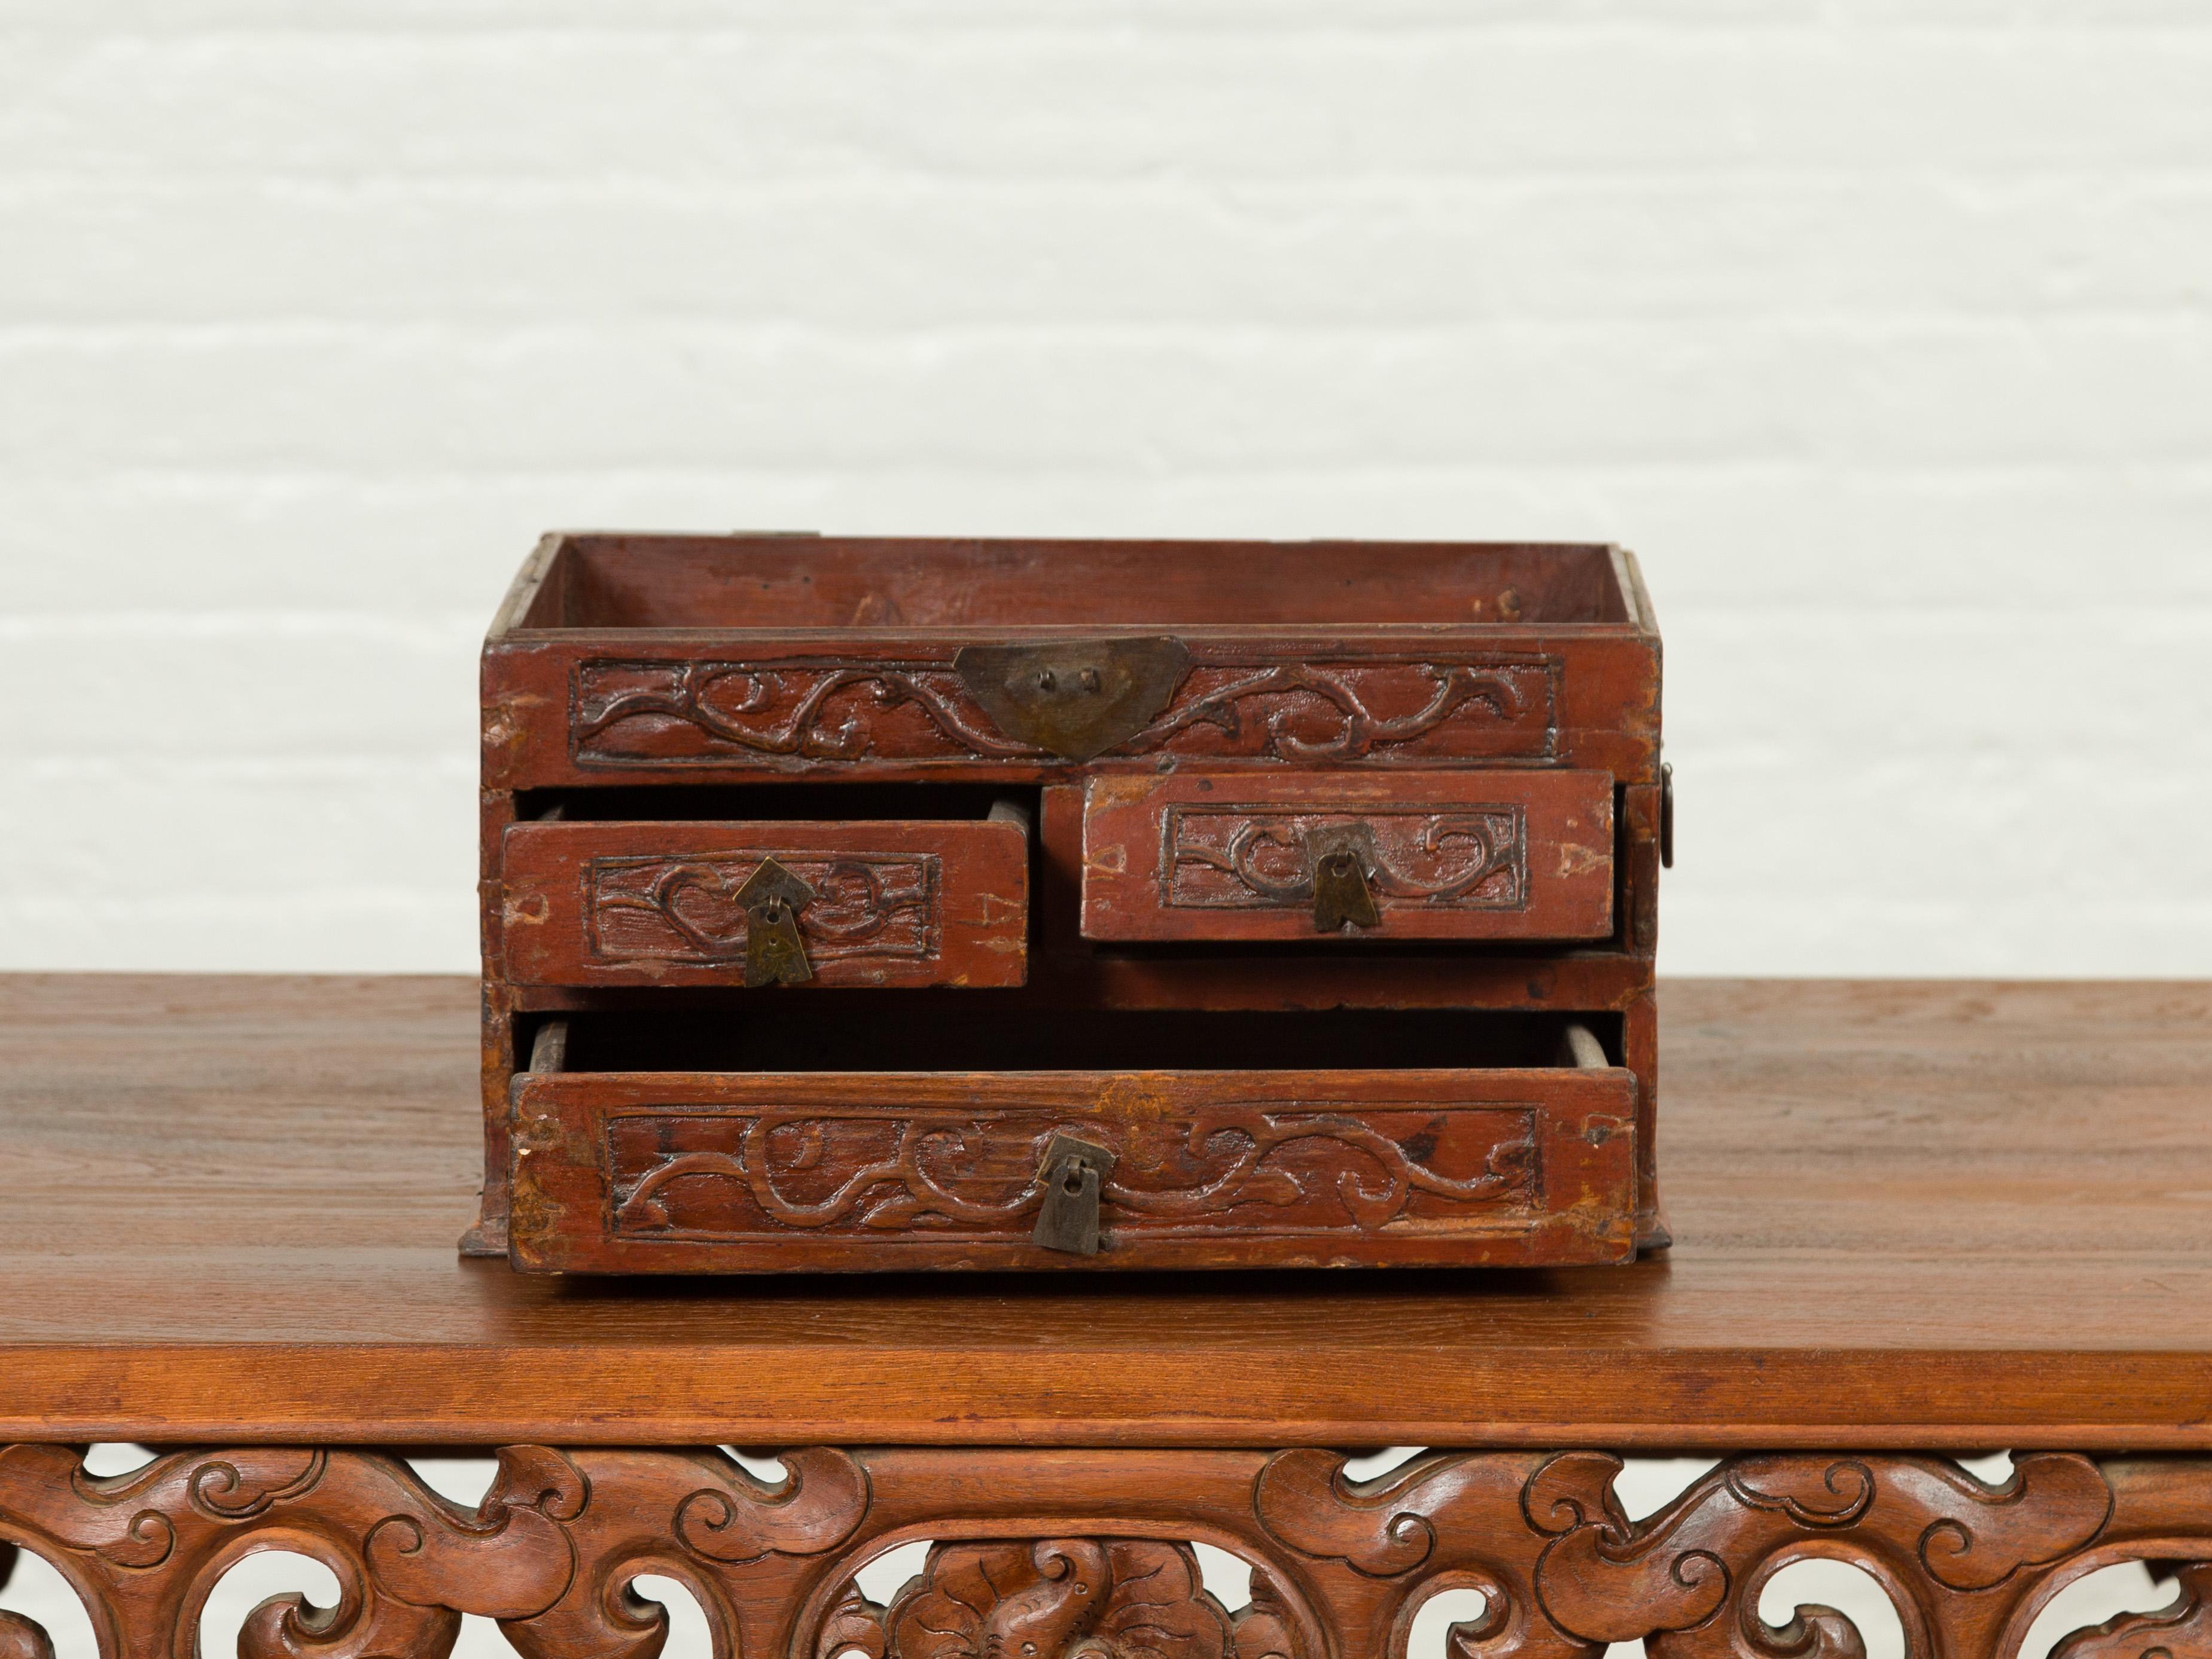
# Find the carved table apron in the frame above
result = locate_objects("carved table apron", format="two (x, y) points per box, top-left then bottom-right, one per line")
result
(0, 975), (2207, 1658)
(2, 1445), (2209, 1659)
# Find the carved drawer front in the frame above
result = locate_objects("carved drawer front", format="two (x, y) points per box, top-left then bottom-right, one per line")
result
(547, 648), (1571, 780)
(501, 817), (1029, 989)
(1080, 770), (1614, 943)
(507, 1064), (1637, 1273)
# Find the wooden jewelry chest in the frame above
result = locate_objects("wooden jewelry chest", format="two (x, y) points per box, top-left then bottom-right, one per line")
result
(469, 533), (1667, 1273)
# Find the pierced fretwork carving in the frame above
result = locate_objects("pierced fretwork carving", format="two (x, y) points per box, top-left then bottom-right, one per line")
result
(0, 1446), (2203, 1659)
(2053, 1562), (2212, 1657)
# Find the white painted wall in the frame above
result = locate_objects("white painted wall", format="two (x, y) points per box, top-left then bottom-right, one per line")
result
(3, 2), (2208, 975)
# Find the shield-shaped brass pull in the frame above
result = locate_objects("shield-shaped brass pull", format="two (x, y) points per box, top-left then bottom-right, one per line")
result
(1309, 831), (1382, 933)
(1032, 1133), (1116, 1255)
(734, 857), (816, 987)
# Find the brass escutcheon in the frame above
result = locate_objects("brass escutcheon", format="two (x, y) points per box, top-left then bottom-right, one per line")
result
(954, 636), (1190, 763)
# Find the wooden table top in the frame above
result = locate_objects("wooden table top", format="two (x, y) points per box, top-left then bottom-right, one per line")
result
(0, 974), (2205, 1451)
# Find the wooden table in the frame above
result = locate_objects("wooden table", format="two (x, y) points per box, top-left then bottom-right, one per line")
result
(0, 974), (2206, 1658)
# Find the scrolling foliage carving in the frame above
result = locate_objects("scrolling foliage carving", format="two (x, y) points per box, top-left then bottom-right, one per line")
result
(571, 657), (1556, 771)
(0, 1444), (865, 1659)
(0, 1445), (2204, 1659)
(1254, 1449), (2206, 1659)
(607, 1106), (1536, 1242)
(1165, 809), (1524, 914)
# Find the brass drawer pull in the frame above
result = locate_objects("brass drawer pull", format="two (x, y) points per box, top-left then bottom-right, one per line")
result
(1308, 828), (1383, 934)
(735, 858), (815, 987)
(1033, 1133), (1117, 1255)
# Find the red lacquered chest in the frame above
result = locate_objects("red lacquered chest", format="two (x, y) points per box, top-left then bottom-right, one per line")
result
(468, 534), (1668, 1273)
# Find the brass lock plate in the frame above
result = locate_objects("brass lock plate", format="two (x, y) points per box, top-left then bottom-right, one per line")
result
(954, 636), (1190, 763)
(733, 857), (815, 987)
(1032, 1132), (1117, 1255)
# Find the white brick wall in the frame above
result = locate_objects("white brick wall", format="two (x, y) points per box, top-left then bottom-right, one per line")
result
(3, 2), (2208, 974)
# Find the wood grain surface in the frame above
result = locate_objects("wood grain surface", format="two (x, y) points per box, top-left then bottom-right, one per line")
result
(0, 974), (2205, 1449)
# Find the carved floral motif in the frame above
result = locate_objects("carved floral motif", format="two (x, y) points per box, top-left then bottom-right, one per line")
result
(817, 1541), (1308, 1659)
(570, 658), (1556, 771)
(606, 1107), (1536, 1240)
(0, 1446), (2203, 1659)
(891, 1540), (1227, 1659)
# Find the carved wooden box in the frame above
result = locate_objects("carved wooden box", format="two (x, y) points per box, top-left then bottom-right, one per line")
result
(471, 535), (1667, 1272)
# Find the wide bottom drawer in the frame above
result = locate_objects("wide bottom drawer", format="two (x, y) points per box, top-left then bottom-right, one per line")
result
(507, 1011), (1637, 1272)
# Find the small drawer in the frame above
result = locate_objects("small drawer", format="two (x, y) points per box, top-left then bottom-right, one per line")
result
(501, 809), (1029, 989)
(504, 1010), (1637, 1273)
(1081, 769), (1613, 943)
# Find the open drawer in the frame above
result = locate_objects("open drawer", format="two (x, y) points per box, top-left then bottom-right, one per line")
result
(501, 803), (1029, 989)
(505, 1008), (1638, 1272)
(1081, 770), (1614, 943)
